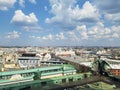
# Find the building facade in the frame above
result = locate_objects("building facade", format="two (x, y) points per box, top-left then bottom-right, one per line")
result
(18, 53), (40, 68)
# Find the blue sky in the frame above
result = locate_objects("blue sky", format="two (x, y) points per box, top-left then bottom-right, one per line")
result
(0, 0), (120, 46)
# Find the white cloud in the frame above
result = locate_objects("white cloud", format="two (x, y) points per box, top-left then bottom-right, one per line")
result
(73, 1), (100, 22)
(6, 31), (20, 39)
(29, 0), (36, 4)
(18, 0), (36, 7)
(44, 6), (48, 11)
(30, 32), (66, 41)
(76, 25), (86, 31)
(76, 25), (88, 40)
(112, 33), (119, 38)
(63, 23), (120, 42)
(56, 32), (66, 40)
(87, 22), (120, 40)
(22, 26), (42, 31)
(43, 34), (53, 40)
(11, 10), (38, 25)
(29, 23), (120, 46)
(0, 0), (16, 11)
(95, 0), (120, 14)
(81, 31), (88, 40)
(19, 0), (25, 7)
(112, 26), (120, 32)
(46, 0), (100, 30)
(29, 35), (41, 39)
(104, 28), (111, 34)
(94, 0), (120, 23)
(45, 0), (119, 44)
(67, 31), (79, 41)
(30, 34), (55, 40)
(11, 10), (41, 31)
(104, 13), (120, 22)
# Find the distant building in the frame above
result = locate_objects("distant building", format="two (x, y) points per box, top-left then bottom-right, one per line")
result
(0, 50), (3, 57)
(55, 50), (75, 56)
(18, 52), (40, 68)
(105, 59), (120, 76)
(96, 50), (107, 55)
(2, 53), (17, 63)
(39, 53), (51, 61)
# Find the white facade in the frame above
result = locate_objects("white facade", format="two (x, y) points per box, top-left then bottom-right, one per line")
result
(37, 53), (51, 61)
(55, 50), (75, 56)
(18, 56), (40, 68)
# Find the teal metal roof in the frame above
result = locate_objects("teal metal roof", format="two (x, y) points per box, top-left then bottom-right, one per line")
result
(0, 64), (75, 76)
(0, 72), (92, 89)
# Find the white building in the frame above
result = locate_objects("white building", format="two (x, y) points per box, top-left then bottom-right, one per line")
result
(104, 59), (120, 69)
(38, 53), (51, 61)
(18, 53), (40, 68)
(55, 50), (75, 56)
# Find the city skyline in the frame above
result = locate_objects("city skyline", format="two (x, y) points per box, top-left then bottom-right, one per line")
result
(0, 0), (120, 46)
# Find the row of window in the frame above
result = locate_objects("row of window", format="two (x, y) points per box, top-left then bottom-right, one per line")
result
(41, 68), (63, 73)
(109, 62), (120, 65)
(40, 74), (90, 86)
(19, 60), (39, 63)
(111, 70), (120, 73)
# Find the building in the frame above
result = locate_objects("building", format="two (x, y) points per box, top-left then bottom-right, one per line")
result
(39, 53), (51, 61)
(2, 53), (17, 63)
(105, 59), (120, 76)
(18, 52), (40, 68)
(55, 50), (75, 56)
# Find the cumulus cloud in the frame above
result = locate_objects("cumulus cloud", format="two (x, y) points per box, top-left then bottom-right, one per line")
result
(11, 10), (38, 25)
(19, 0), (25, 7)
(94, 0), (120, 23)
(44, 0), (119, 44)
(29, 0), (36, 4)
(18, 0), (36, 7)
(30, 32), (66, 41)
(22, 26), (42, 31)
(81, 31), (88, 40)
(42, 34), (54, 40)
(67, 31), (79, 41)
(11, 10), (41, 31)
(6, 31), (20, 39)
(44, 6), (48, 11)
(45, 0), (100, 30)
(75, 25), (88, 40)
(29, 23), (120, 46)
(95, 0), (120, 14)
(56, 32), (66, 40)
(87, 22), (120, 40)
(0, 0), (16, 11)
(76, 25), (86, 31)
(30, 23), (119, 43)
(66, 23), (120, 42)
(104, 13), (120, 23)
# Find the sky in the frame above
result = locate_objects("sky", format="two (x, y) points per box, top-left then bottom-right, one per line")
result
(0, 0), (120, 46)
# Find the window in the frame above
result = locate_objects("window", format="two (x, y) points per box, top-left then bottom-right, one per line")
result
(69, 78), (73, 82)
(77, 78), (81, 80)
(41, 82), (47, 85)
(19, 86), (31, 90)
(84, 74), (87, 78)
(62, 79), (66, 83)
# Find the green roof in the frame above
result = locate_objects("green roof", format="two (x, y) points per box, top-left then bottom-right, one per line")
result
(0, 64), (76, 76)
